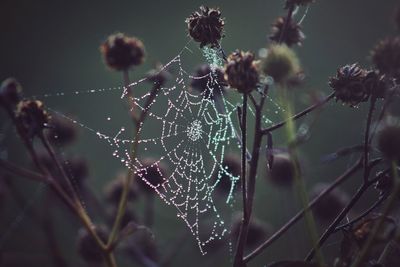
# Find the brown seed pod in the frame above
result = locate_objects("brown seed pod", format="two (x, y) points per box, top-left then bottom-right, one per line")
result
(377, 125), (400, 162)
(104, 172), (138, 205)
(100, 33), (145, 71)
(191, 64), (226, 100)
(267, 153), (296, 187)
(185, 6), (224, 48)
(311, 183), (349, 222)
(76, 226), (108, 263)
(371, 36), (400, 80)
(269, 16), (305, 47)
(224, 50), (259, 94)
(135, 158), (168, 194)
(15, 100), (50, 140)
(328, 63), (369, 107)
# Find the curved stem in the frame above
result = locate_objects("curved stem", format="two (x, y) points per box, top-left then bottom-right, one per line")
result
(261, 92), (334, 134)
(363, 99), (376, 183)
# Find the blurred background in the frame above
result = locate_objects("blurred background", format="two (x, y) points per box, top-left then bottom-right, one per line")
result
(0, 0), (399, 266)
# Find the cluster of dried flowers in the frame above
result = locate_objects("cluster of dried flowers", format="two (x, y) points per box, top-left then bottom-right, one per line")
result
(1, 1), (400, 267)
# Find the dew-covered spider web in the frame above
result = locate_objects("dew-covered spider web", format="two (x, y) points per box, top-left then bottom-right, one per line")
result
(2, 40), (286, 255)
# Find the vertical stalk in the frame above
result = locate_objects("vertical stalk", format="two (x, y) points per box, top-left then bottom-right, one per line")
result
(233, 94), (248, 267)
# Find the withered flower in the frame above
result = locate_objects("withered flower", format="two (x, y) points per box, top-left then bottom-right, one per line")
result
(46, 115), (77, 146)
(186, 6), (224, 48)
(377, 125), (400, 162)
(104, 172), (138, 204)
(371, 37), (400, 80)
(100, 33), (145, 71)
(267, 153), (296, 187)
(16, 100), (50, 140)
(329, 63), (369, 107)
(261, 44), (301, 86)
(191, 64), (226, 99)
(214, 153), (241, 195)
(363, 70), (388, 99)
(311, 183), (349, 222)
(269, 16), (305, 47)
(0, 78), (22, 108)
(136, 158), (168, 194)
(224, 50), (259, 94)
(77, 226), (108, 262)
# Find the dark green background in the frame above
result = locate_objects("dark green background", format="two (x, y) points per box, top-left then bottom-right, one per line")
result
(1, 0), (399, 266)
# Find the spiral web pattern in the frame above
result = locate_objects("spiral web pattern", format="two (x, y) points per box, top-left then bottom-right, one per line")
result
(8, 43), (284, 254)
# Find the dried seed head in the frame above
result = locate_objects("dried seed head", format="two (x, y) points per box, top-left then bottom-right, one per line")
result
(224, 50), (259, 94)
(16, 100), (50, 140)
(261, 44), (301, 86)
(136, 158), (168, 194)
(214, 153), (241, 195)
(267, 153), (296, 187)
(0, 78), (22, 108)
(146, 64), (170, 88)
(377, 125), (400, 162)
(285, 0), (315, 8)
(104, 172), (138, 204)
(191, 64), (226, 99)
(106, 206), (137, 229)
(311, 183), (349, 222)
(100, 33), (145, 71)
(371, 37), (400, 80)
(231, 214), (271, 248)
(374, 170), (400, 199)
(46, 115), (77, 146)
(269, 16), (305, 47)
(363, 70), (389, 99)
(77, 226), (108, 262)
(329, 63), (369, 107)
(186, 6), (224, 48)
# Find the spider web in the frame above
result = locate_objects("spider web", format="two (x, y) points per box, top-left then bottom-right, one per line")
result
(5, 41), (285, 255)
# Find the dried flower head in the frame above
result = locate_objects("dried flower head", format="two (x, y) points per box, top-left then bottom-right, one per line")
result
(269, 16), (305, 47)
(377, 125), (400, 162)
(0, 78), (22, 108)
(363, 70), (388, 99)
(77, 226), (108, 262)
(371, 37), (400, 80)
(16, 100), (50, 140)
(285, 0), (315, 8)
(191, 64), (226, 99)
(214, 153), (241, 195)
(231, 214), (271, 248)
(146, 64), (170, 88)
(46, 115), (77, 146)
(186, 6), (224, 48)
(329, 63), (369, 107)
(261, 44), (301, 86)
(224, 50), (259, 94)
(104, 172), (138, 204)
(267, 153), (296, 187)
(311, 183), (349, 222)
(100, 33), (145, 71)
(136, 158), (168, 194)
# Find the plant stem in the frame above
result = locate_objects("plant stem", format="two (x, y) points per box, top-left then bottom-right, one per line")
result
(363, 99), (376, 183)
(233, 94), (248, 267)
(351, 162), (400, 267)
(261, 92), (334, 134)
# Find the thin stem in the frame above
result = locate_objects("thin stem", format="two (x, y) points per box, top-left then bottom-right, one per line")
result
(352, 162), (400, 267)
(233, 94), (248, 267)
(363, 99), (376, 183)
(305, 181), (373, 261)
(261, 92), (334, 134)
(243, 141), (365, 263)
(334, 194), (386, 233)
(279, 3), (295, 44)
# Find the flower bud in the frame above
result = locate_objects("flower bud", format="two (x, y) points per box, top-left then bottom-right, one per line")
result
(261, 44), (301, 86)
(186, 6), (224, 48)
(224, 50), (259, 94)
(267, 153), (296, 187)
(100, 33), (145, 71)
